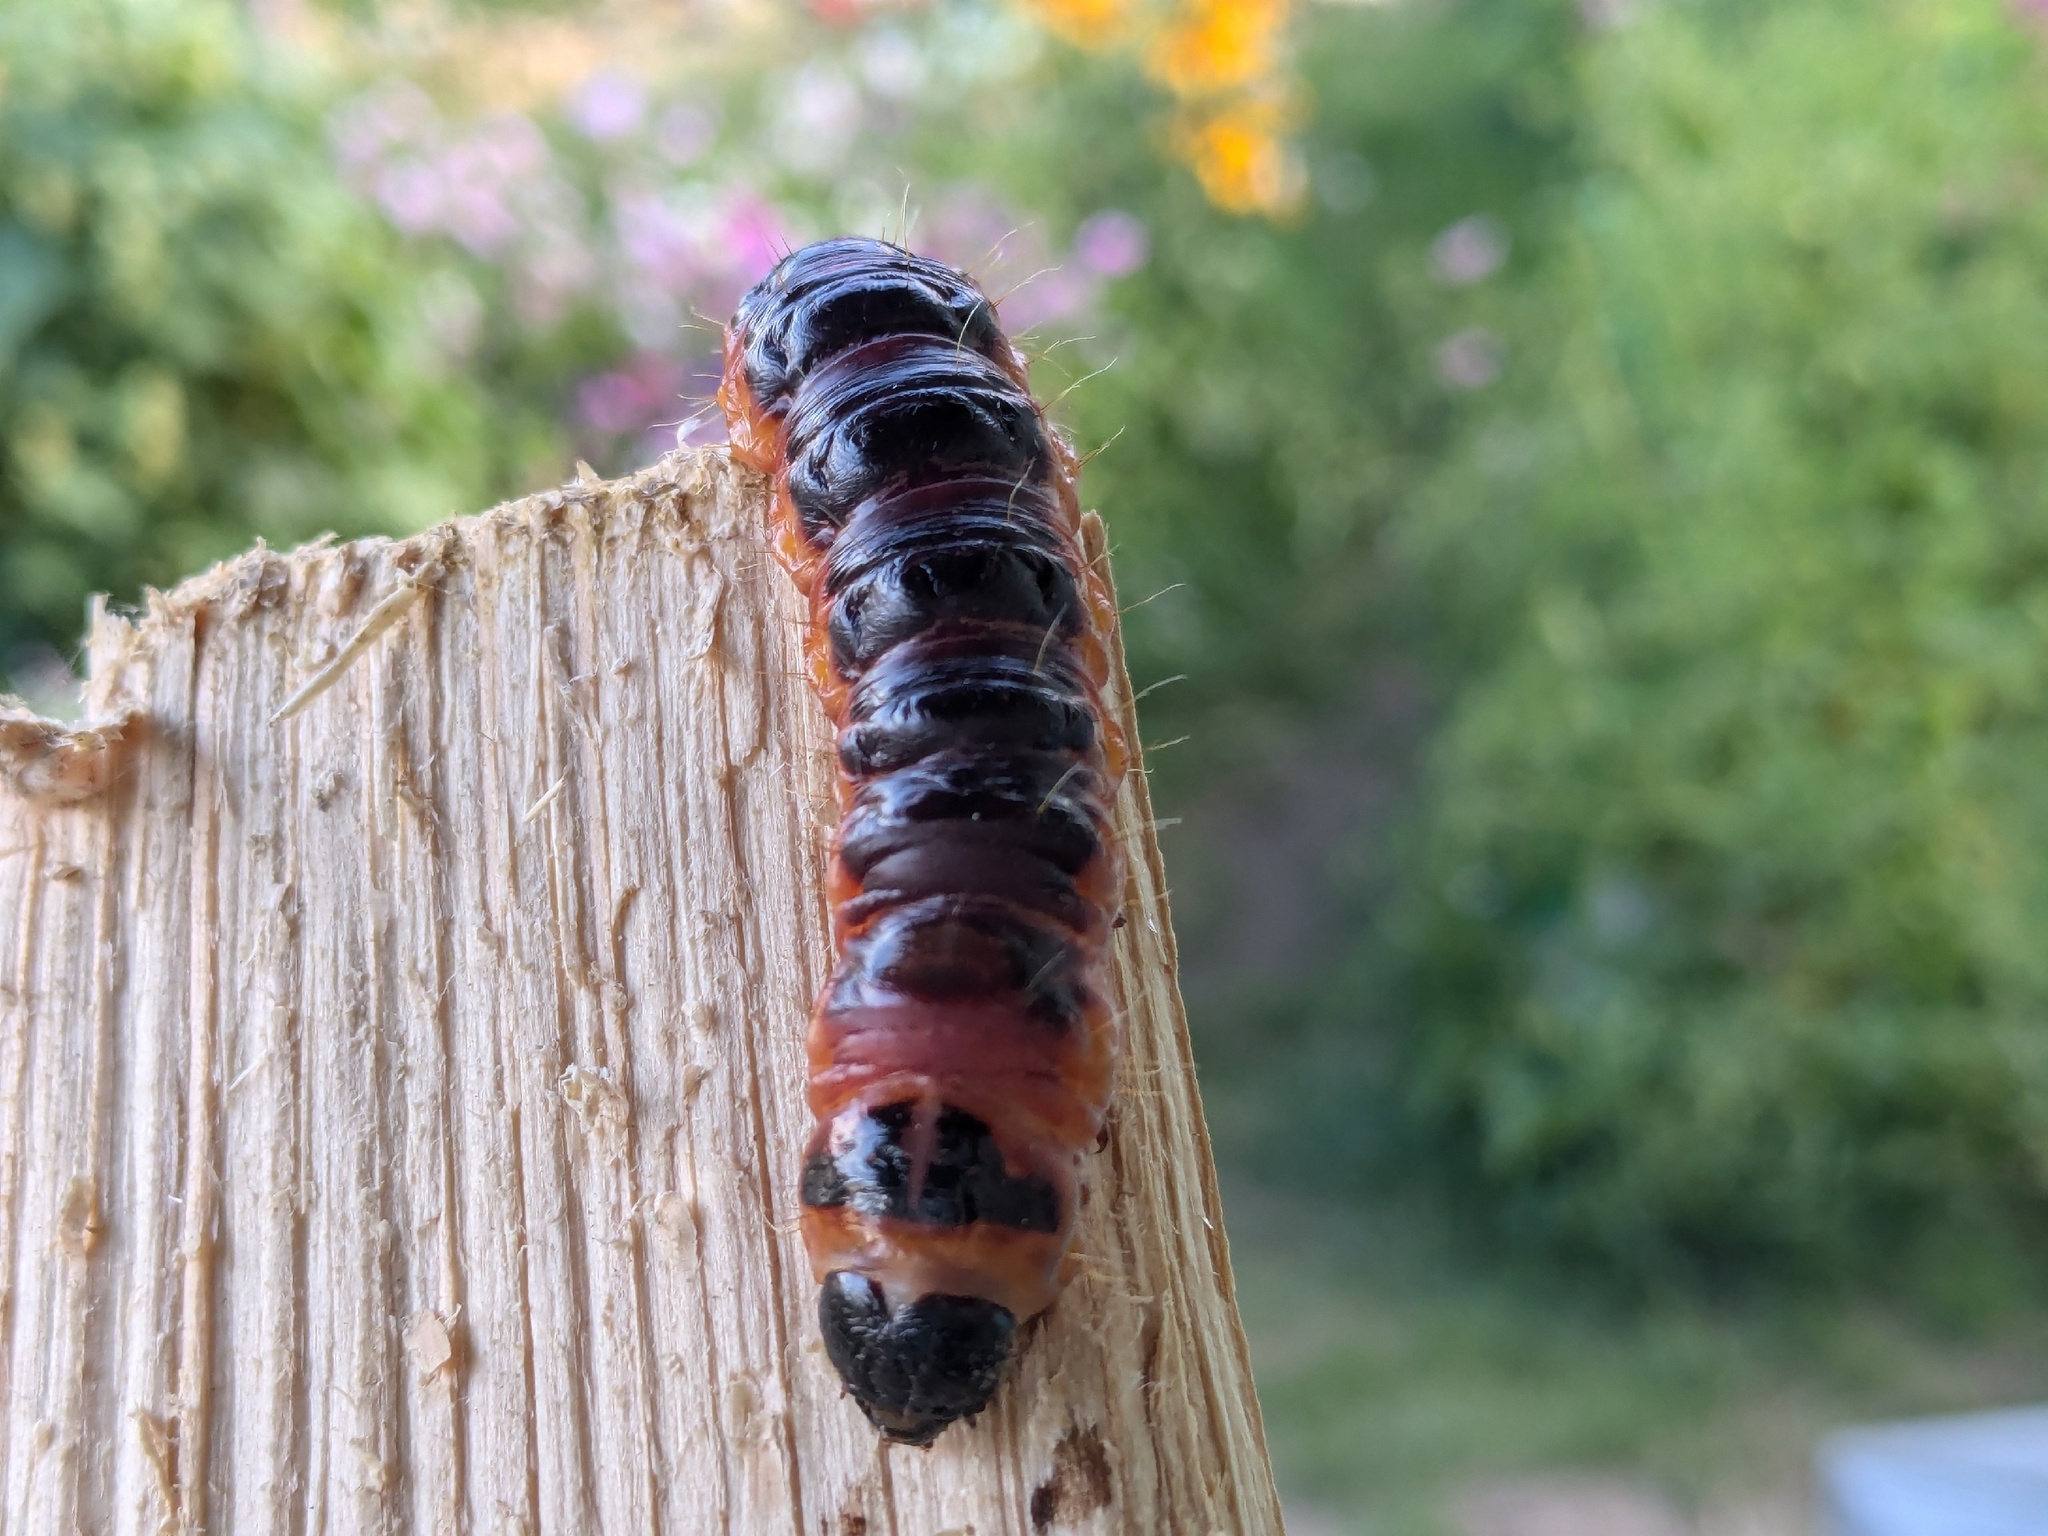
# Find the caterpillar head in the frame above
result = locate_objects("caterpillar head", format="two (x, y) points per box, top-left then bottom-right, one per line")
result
(819, 1270), (1017, 1445)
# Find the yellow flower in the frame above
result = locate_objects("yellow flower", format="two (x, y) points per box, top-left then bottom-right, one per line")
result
(1171, 96), (1307, 218)
(1148, 0), (1290, 98)
(1004, 0), (1307, 221)
(1019, 0), (1139, 50)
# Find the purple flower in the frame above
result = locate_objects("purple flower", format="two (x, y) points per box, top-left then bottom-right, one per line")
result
(998, 267), (1093, 334)
(1578, 0), (1640, 27)
(579, 370), (656, 435)
(569, 71), (648, 142)
(657, 103), (716, 166)
(917, 186), (1035, 282)
(615, 191), (708, 293)
(1435, 327), (1505, 390)
(1073, 210), (1149, 279)
(469, 113), (549, 180)
(1431, 215), (1508, 287)
(444, 181), (519, 256)
(516, 234), (598, 327)
(719, 193), (791, 285)
(578, 354), (690, 435)
(427, 133), (530, 253)
(373, 158), (446, 235)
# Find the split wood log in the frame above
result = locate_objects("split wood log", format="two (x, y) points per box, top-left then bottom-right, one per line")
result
(0, 449), (1284, 1535)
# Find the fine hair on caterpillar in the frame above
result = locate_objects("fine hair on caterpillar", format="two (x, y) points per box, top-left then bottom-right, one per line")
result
(720, 237), (1126, 1445)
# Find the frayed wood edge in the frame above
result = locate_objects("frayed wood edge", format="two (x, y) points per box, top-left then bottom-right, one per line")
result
(0, 700), (139, 805)
(2, 454), (732, 803)
(267, 534), (452, 727)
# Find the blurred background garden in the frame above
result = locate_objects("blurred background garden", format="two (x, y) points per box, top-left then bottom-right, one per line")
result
(5, 0), (2048, 1529)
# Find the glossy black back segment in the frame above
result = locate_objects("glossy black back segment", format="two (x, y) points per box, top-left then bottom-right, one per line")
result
(838, 750), (1109, 873)
(782, 338), (1050, 538)
(802, 1101), (1063, 1232)
(818, 1272), (1016, 1445)
(733, 238), (1007, 416)
(822, 479), (1068, 588)
(827, 540), (1080, 676)
(838, 645), (1098, 778)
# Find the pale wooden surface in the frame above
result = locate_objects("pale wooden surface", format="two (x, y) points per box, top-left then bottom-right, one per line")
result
(0, 449), (1283, 1535)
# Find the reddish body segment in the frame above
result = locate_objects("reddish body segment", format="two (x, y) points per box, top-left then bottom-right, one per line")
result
(720, 238), (1126, 1442)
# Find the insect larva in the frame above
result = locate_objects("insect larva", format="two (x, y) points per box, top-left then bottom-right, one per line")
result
(720, 237), (1126, 1444)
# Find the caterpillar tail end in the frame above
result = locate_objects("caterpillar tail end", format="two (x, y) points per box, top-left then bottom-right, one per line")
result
(819, 1270), (1017, 1446)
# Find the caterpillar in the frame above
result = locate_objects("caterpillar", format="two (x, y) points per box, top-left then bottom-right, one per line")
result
(720, 237), (1127, 1444)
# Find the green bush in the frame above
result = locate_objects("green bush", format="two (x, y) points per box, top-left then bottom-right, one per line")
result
(0, 0), (531, 670)
(1388, 0), (2048, 1274)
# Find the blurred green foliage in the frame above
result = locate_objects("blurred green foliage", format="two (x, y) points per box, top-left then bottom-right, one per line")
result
(1385, 0), (2048, 1277)
(0, 0), (550, 672)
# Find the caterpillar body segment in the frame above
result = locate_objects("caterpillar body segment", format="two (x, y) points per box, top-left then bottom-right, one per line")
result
(720, 237), (1126, 1444)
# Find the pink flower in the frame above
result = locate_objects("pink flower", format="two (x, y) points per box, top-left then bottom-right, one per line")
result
(657, 103), (716, 165)
(718, 193), (791, 285)
(569, 71), (648, 142)
(998, 267), (1093, 335)
(1073, 210), (1149, 278)
(469, 113), (549, 180)
(373, 158), (446, 234)
(517, 235), (598, 327)
(578, 354), (690, 434)
(616, 193), (702, 292)
(1578, 0), (1640, 28)
(1435, 328), (1505, 390)
(916, 186), (1034, 283)
(579, 370), (655, 435)
(444, 181), (518, 256)
(1430, 215), (1508, 287)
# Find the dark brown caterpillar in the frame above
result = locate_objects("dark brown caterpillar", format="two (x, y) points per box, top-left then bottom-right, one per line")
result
(720, 238), (1126, 1444)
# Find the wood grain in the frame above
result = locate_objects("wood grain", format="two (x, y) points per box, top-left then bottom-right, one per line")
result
(0, 449), (1283, 1535)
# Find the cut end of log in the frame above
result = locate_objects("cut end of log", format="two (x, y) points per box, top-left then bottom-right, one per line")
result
(0, 448), (1282, 1534)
